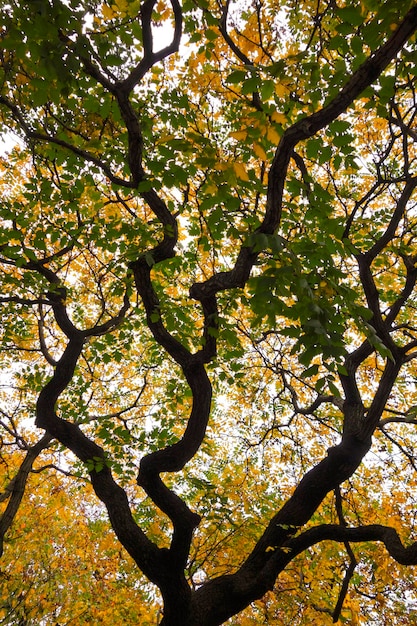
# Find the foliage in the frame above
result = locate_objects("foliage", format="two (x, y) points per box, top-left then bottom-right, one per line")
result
(1, 0), (417, 624)
(1, 453), (159, 625)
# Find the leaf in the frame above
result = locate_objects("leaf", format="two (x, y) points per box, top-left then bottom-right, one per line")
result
(337, 6), (365, 26)
(266, 126), (281, 143)
(101, 3), (116, 20)
(259, 80), (275, 100)
(241, 76), (260, 95)
(271, 111), (286, 125)
(233, 162), (250, 181)
(253, 143), (267, 160)
(230, 130), (248, 141)
(226, 70), (247, 84)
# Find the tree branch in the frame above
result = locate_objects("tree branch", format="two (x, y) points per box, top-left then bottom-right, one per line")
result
(0, 433), (53, 557)
(190, 4), (417, 301)
(289, 523), (417, 566)
(332, 486), (358, 622)
(119, 0), (182, 93)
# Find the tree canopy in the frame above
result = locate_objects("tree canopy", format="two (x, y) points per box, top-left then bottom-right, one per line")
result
(1, 0), (417, 624)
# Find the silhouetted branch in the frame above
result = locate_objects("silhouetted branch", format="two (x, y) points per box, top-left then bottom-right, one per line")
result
(0, 433), (53, 557)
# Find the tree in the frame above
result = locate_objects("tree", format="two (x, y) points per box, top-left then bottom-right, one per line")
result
(1, 0), (417, 623)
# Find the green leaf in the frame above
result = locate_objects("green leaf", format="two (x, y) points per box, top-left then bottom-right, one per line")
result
(328, 380), (341, 397)
(259, 80), (275, 101)
(302, 364), (320, 378)
(378, 75), (396, 103)
(226, 70), (247, 84)
(306, 138), (322, 159)
(145, 252), (155, 267)
(205, 29), (218, 41)
(337, 6), (365, 26)
(241, 76), (260, 95)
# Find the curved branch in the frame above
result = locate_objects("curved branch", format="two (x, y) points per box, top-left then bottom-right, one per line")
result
(356, 255), (397, 352)
(379, 425), (417, 471)
(190, 4), (417, 302)
(362, 177), (417, 263)
(83, 290), (131, 338)
(288, 523), (417, 566)
(132, 256), (213, 565)
(218, 0), (263, 110)
(219, 0), (252, 66)
(281, 370), (343, 414)
(119, 0), (183, 93)
(0, 433), (53, 557)
(34, 327), (167, 585)
(192, 351), (409, 623)
(385, 253), (417, 327)
(332, 486), (358, 622)
(59, 3), (183, 189)
(362, 357), (403, 440)
(191, 433), (371, 625)
(38, 303), (57, 366)
(27, 258), (130, 340)
(354, 179), (417, 350)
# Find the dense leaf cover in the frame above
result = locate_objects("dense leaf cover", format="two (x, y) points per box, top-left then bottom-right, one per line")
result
(1, 0), (417, 624)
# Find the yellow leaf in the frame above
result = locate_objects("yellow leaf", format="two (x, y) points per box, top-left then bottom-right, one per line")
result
(233, 162), (249, 181)
(275, 83), (290, 98)
(205, 183), (218, 194)
(253, 143), (267, 160)
(15, 73), (29, 86)
(156, 133), (175, 145)
(113, 0), (130, 15)
(271, 111), (286, 125)
(214, 162), (227, 172)
(230, 130), (248, 141)
(267, 127), (281, 143)
(101, 3), (116, 20)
